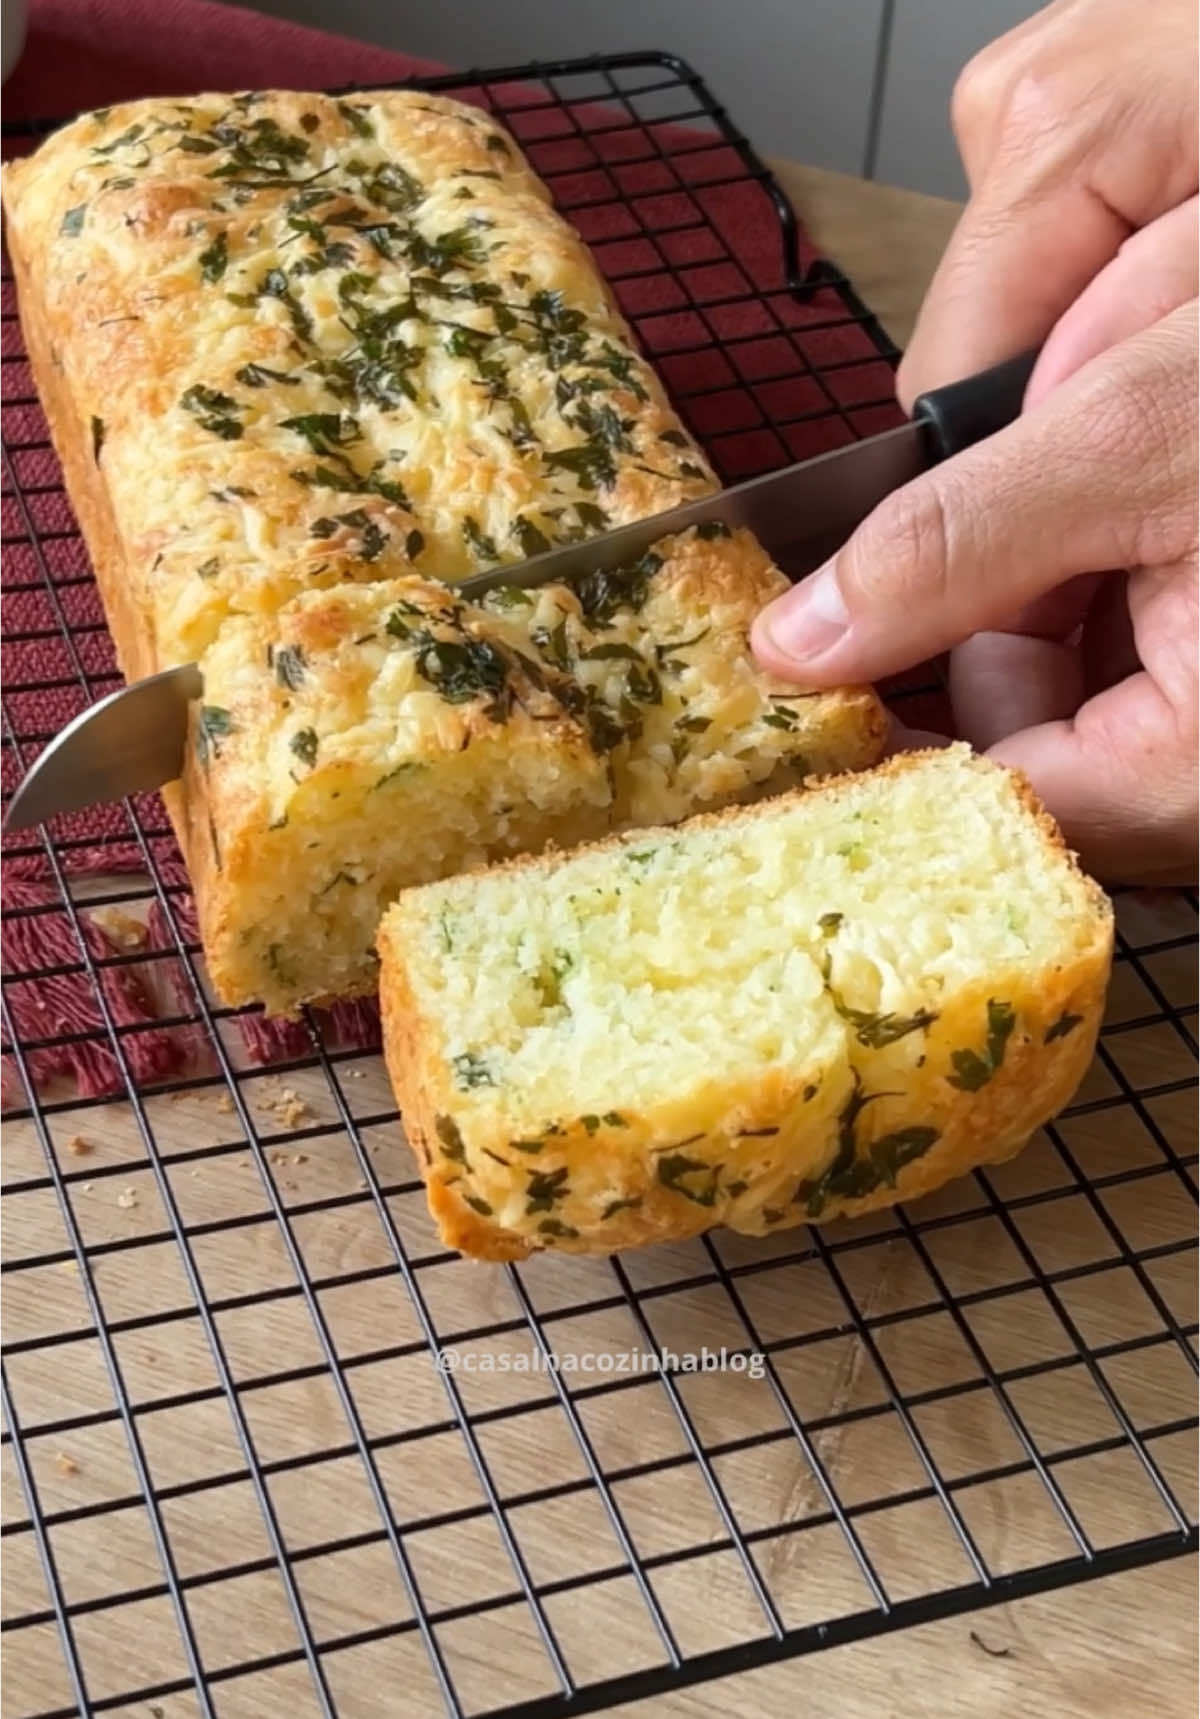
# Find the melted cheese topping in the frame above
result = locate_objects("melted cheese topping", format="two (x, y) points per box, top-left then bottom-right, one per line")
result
(14, 90), (715, 665)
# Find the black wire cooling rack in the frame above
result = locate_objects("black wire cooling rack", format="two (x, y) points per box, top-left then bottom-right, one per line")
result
(2, 51), (1197, 1719)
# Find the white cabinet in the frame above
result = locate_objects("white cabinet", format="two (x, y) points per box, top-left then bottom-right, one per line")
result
(247, 0), (886, 173)
(872, 0), (1045, 196)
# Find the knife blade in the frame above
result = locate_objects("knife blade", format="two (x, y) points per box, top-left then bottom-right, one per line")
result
(3, 350), (1036, 833)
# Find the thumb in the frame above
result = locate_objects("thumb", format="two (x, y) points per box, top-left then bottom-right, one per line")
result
(752, 312), (1195, 686)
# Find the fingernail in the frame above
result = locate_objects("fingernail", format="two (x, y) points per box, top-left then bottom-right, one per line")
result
(760, 563), (850, 663)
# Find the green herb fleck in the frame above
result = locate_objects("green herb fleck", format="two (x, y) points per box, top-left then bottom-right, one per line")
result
(574, 551), (661, 626)
(1044, 1010), (1083, 1044)
(60, 204), (87, 237)
(253, 266), (314, 342)
(336, 100), (375, 138)
(281, 412), (360, 456)
(235, 361), (299, 388)
(415, 636), (509, 711)
(948, 999), (1017, 1091)
(180, 382), (244, 440)
(526, 1165), (570, 1214)
(274, 645), (307, 690)
(657, 1151), (720, 1207)
(195, 705), (235, 767)
(435, 1114), (467, 1163)
(537, 1218), (579, 1240)
(91, 121), (146, 158)
(531, 616), (571, 672)
(801, 1115), (940, 1216)
(289, 727), (318, 767)
(462, 516), (498, 561)
(695, 519), (731, 540)
(198, 231), (228, 281)
(452, 1052), (496, 1090)
(822, 953), (937, 1049)
(544, 438), (618, 491)
(870, 1126), (941, 1188)
(512, 516), (551, 558)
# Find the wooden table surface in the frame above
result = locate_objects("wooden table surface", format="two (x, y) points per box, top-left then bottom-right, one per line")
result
(2, 167), (1196, 1719)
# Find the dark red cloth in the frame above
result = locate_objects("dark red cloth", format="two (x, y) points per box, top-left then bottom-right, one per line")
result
(2, 0), (934, 1103)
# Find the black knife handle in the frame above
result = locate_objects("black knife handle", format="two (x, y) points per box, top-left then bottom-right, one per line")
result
(911, 348), (1039, 463)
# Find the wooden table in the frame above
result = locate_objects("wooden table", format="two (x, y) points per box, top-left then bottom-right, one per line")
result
(2, 167), (1196, 1719)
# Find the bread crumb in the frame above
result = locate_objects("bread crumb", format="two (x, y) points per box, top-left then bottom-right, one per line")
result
(66, 1134), (93, 1157)
(216, 1092), (234, 1114)
(292, 1153), (308, 1165)
(54, 1452), (79, 1476)
(272, 1088), (312, 1128)
(82, 1182), (93, 1194)
(116, 1188), (138, 1210)
(89, 905), (147, 950)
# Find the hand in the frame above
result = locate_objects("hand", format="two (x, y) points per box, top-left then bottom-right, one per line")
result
(752, 304), (1198, 885)
(897, 0), (1198, 405)
(753, 0), (1199, 885)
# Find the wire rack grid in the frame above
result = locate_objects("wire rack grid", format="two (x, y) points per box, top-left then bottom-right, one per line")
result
(1, 50), (1197, 1719)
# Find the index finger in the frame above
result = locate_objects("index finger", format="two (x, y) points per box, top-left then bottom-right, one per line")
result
(896, 179), (1128, 409)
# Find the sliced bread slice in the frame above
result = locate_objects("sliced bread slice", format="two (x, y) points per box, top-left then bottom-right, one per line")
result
(377, 745), (1114, 1260)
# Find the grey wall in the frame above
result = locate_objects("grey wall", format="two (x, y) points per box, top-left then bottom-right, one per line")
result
(242, 0), (1045, 196)
(872, 0), (1046, 194)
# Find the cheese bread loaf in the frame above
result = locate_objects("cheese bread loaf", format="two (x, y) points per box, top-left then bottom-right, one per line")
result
(377, 747), (1114, 1261)
(2, 90), (885, 1012)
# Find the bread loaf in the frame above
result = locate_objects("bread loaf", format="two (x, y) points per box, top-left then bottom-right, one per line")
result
(377, 746), (1114, 1261)
(2, 90), (884, 1012)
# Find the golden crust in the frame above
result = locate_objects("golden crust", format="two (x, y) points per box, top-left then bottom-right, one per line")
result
(1, 90), (722, 666)
(377, 748), (1115, 1260)
(3, 89), (885, 1015)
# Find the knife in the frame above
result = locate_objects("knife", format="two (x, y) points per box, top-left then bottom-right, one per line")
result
(3, 350), (1036, 832)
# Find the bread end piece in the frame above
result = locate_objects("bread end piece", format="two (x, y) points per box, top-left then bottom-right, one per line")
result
(378, 746), (1114, 1261)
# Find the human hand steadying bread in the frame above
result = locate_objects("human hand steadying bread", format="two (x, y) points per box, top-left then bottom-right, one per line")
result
(752, 0), (1198, 887)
